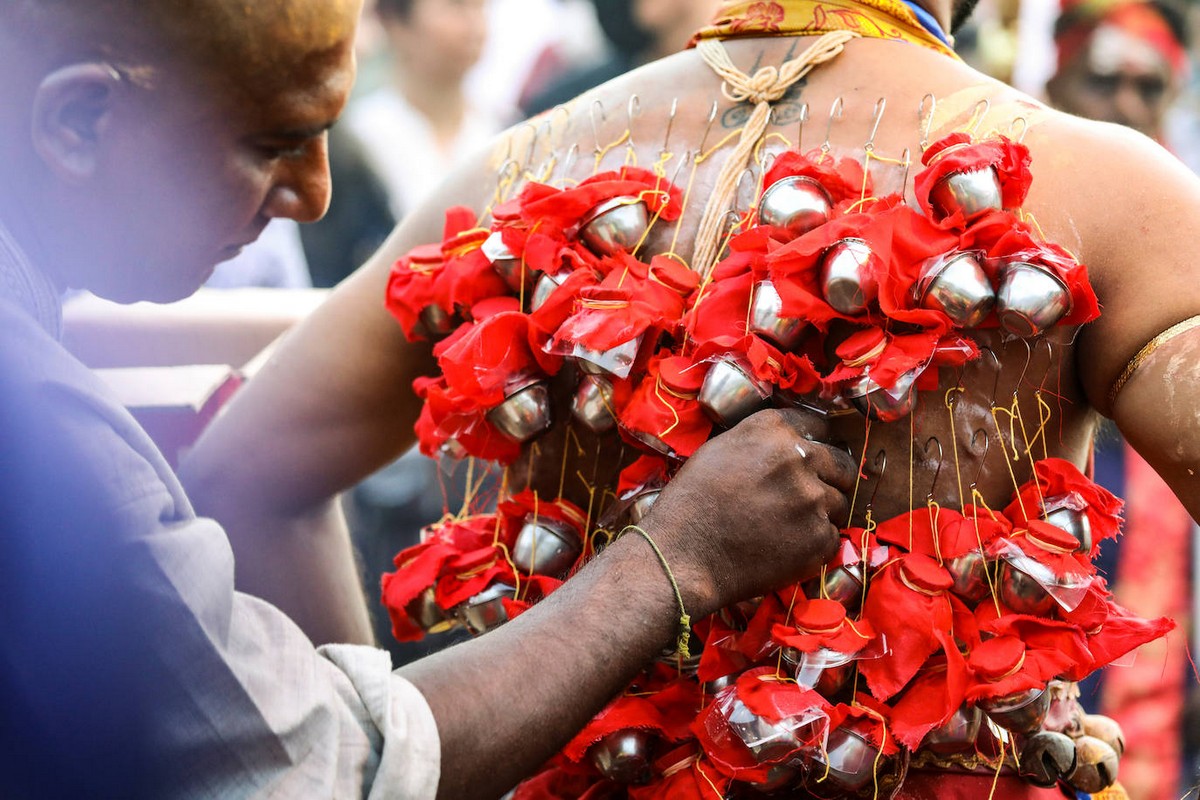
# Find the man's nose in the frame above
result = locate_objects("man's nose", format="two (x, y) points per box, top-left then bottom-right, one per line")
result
(1113, 81), (1153, 132)
(262, 138), (333, 224)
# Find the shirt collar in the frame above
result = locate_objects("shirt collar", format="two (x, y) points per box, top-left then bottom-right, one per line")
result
(0, 217), (63, 340)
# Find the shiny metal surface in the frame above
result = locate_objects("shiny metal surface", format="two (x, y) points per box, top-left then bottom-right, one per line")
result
(487, 381), (553, 442)
(822, 723), (881, 791)
(847, 373), (918, 423)
(512, 517), (582, 577)
(946, 550), (991, 604)
(698, 358), (769, 427)
(759, 175), (833, 237)
(578, 196), (650, 256)
(571, 374), (616, 433)
(628, 489), (661, 524)
(998, 561), (1056, 616)
(406, 586), (457, 634)
(805, 564), (864, 611)
(1067, 735), (1120, 794)
(1019, 731), (1077, 787)
(590, 729), (654, 784)
(726, 697), (803, 763)
(458, 582), (516, 634)
(750, 279), (806, 349)
(575, 337), (642, 378)
(416, 304), (454, 340)
(1082, 714), (1126, 757)
(530, 272), (564, 312)
(821, 238), (877, 315)
(923, 705), (982, 754)
(1045, 504), (1093, 553)
(996, 261), (1071, 337)
(918, 251), (995, 328)
(482, 230), (527, 291)
(980, 687), (1050, 733)
(930, 166), (1003, 219)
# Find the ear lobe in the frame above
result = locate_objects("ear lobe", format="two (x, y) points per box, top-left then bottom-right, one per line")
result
(31, 63), (122, 182)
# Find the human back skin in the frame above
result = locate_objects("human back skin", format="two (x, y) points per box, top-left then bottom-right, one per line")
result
(184, 18), (1200, 794)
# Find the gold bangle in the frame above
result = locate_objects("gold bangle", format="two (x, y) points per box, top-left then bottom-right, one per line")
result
(1109, 314), (1200, 410)
(621, 524), (692, 659)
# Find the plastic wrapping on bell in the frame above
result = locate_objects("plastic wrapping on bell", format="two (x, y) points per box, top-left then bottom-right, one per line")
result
(979, 686), (1050, 733)
(1067, 735), (1120, 794)
(578, 196), (650, 256)
(1019, 731), (1077, 788)
(922, 705), (982, 754)
(458, 582), (516, 634)
(758, 175), (833, 237)
(590, 729), (655, 785)
(820, 238), (878, 316)
(750, 279), (806, 350)
(698, 358), (770, 427)
(482, 230), (528, 292)
(787, 647), (854, 697)
(917, 251), (995, 328)
(995, 261), (1072, 337)
(628, 488), (661, 524)
(846, 368), (920, 423)
(487, 380), (552, 442)
(572, 374), (617, 433)
(946, 549), (991, 604)
(817, 720), (884, 792)
(574, 336), (642, 380)
(405, 586), (458, 635)
(929, 165), (1003, 220)
(512, 516), (582, 578)
(997, 560), (1056, 616)
(723, 696), (807, 763)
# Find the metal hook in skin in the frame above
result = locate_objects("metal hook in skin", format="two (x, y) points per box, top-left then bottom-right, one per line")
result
(796, 102), (810, 152)
(521, 120), (541, 169)
(865, 97), (887, 153)
(979, 346), (1004, 409)
(1008, 116), (1029, 144)
(660, 97), (679, 156)
(966, 98), (991, 140)
(626, 94), (642, 152)
(923, 436), (944, 501)
(698, 99), (720, 156)
(866, 448), (888, 511)
(558, 142), (581, 180)
(918, 92), (937, 151)
(900, 146), (913, 194)
(968, 429), (991, 492)
(822, 96), (845, 155)
(589, 98), (607, 156)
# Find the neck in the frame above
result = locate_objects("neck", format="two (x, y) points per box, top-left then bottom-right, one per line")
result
(394, 64), (467, 146)
(912, 1), (953, 34)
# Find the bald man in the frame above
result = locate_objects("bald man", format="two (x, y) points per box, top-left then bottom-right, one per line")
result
(184, 0), (1200, 796)
(0, 2), (853, 798)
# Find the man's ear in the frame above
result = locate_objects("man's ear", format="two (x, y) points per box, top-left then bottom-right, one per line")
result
(30, 63), (122, 182)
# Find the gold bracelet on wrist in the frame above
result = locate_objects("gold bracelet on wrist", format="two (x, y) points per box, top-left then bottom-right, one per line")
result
(621, 524), (692, 659)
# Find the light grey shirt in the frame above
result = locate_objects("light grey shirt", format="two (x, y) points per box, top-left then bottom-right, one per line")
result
(0, 223), (440, 799)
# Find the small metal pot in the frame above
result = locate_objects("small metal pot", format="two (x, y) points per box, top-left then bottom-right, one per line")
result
(759, 175), (833, 237)
(590, 729), (654, 785)
(995, 261), (1071, 337)
(575, 336), (642, 379)
(572, 374), (616, 433)
(923, 705), (982, 754)
(946, 550), (991, 604)
(415, 304), (455, 340)
(821, 238), (878, 316)
(698, 358), (769, 427)
(750, 279), (806, 350)
(726, 697), (804, 763)
(487, 380), (552, 442)
(998, 560), (1056, 616)
(821, 722), (882, 792)
(917, 251), (995, 328)
(482, 230), (528, 292)
(1044, 502), (1092, 553)
(530, 271), (568, 312)
(979, 686), (1050, 734)
(628, 488), (661, 524)
(805, 564), (864, 612)
(457, 582), (516, 634)
(578, 196), (650, 256)
(929, 165), (1003, 220)
(512, 516), (582, 578)
(405, 587), (457, 634)
(846, 372), (918, 423)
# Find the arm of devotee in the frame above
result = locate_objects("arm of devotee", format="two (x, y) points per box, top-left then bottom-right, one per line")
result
(180, 140), (513, 646)
(398, 408), (857, 799)
(1068, 120), (1200, 523)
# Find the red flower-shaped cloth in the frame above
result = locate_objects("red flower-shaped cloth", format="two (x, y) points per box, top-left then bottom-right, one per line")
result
(386, 206), (511, 341)
(771, 597), (876, 658)
(628, 747), (730, 800)
(495, 223), (602, 288)
(989, 520), (1097, 600)
(875, 504), (1010, 561)
(889, 642), (970, 750)
(968, 610), (1093, 701)
(1003, 457), (1122, 556)
(859, 553), (957, 701)
(760, 150), (873, 218)
(528, 266), (601, 336)
(380, 513), (512, 641)
(617, 454), (673, 500)
(511, 760), (615, 800)
(412, 374), (522, 463)
(1059, 583), (1176, 680)
(914, 133), (1033, 228)
(516, 166), (684, 231)
(437, 310), (562, 409)
(618, 352), (713, 459)
(563, 676), (702, 763)
(986, 223), (1100, 328)
(825, 695), (901, 758)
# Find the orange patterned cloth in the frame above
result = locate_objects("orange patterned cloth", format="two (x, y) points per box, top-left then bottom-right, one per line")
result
(693, 0), (960, 60)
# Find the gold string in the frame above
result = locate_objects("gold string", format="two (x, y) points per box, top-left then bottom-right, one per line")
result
(621, 524), (691, 658)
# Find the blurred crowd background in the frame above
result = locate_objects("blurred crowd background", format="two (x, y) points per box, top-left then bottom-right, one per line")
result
(200, 2), (1200, 797)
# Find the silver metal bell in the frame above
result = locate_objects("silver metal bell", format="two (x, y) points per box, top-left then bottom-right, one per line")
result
(704, 674), (738, 695)
(750, 279), (806, 350)
(698, 358), (769, 427)
(458, 582), (516, 634)
(1067, 735), (1120, 794)
(628, 428), (674, 458)
(482, 231), (527, 292)
(805, 564), (864, 612)
(998, 561), (1056, 616)
(405, 586), (457, 634)
(575, 337), (642, 379)
(1045, 503), (1092, 553)
(821, 722), (882, 792)
(530, 271), (567, 312)
(821, 238), (877, 316)
(1019, 731), (1077, 788)
(512, 516), (582, 578)
(578, 196), (650, 256)
(487, 380), (552, 442)
(929, 165), (1003, 220)
(979, 687), (1050, 734)
(995, 261), (1071, 337)
(922, 705), (982, 754)
(590, 729), (654, 785)
(571, 374), (616, 433)
(846, 372), (918, 423)
(726, 697), (803, 763)
(746, 760), (805, 792)
(917, 251), (995, 328)
(946, 550), (991, 604)
(759, 175), (833, 237)
(789, 647), (853, 696)
(628, 488), (661, 524)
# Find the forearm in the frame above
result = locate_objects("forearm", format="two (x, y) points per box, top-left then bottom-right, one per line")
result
(399, 531), (688, 800)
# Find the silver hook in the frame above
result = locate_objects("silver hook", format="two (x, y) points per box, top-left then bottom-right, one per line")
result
(1032, 337), (1055, 392)
(796, 102), (810, 151)
(559, 142), (581, 180)
(521, 120), (541, 169)
(924, 436), (944, 502)
(626, 94), (641, 152)
(1013, 337), (1035, 398)
(1008, 116), (1029, 144)
(822, 96), (845, 155)
(589, 98), (607, 156)
(698, 100), (720, 155)
(660, 97), (679, 156)
(979, 346), (1004, 408)
(867, 448), (888, 511)
(918, 93), (936, 151)
(966, 98), (990, 139)
(865, 97), (887, 153)
(968, 429), (991, 492)
(900, 146), (913, 191)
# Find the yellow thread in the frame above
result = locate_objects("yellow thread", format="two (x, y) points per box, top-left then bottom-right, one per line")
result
(594, 129), (631, 173)
(622, 524), (692, 658)
(987, 731), (1005, 800)
(990, 405), (1029, 521)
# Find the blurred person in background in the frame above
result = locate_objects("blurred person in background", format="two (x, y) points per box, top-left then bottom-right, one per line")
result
(1043, 3), (1194, 798)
